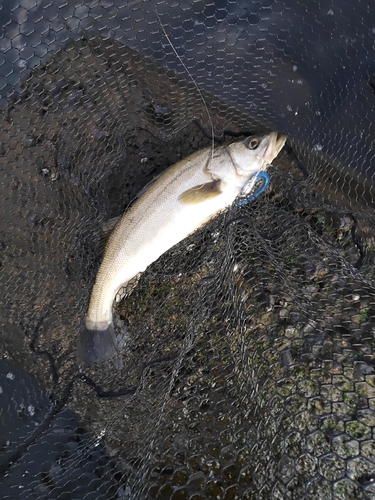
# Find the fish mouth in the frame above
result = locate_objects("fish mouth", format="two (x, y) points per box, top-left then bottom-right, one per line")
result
(275, 132), (287, 150)
(257, 132), (287, 164)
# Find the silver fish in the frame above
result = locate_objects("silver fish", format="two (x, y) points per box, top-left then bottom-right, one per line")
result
(77, 132), (286, 364)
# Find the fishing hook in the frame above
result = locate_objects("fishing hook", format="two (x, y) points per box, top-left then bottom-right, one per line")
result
(235, 171), (270, 207)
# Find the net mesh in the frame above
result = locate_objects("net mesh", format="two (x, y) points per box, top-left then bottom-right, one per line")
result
(1, 1), (375, 499)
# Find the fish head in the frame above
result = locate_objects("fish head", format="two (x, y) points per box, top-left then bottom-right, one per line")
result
(228, 131), (287, 179)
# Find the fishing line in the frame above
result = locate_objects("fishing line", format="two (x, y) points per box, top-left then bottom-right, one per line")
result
(156, 11), (215, 157)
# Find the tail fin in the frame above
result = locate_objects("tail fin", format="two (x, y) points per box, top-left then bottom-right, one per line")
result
(77, 323), (118, 365)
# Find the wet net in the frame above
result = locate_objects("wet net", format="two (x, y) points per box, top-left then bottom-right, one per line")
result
(1, 1), (375, 499)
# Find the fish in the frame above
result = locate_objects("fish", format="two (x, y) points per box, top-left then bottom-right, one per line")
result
(77, 131), (286, 365)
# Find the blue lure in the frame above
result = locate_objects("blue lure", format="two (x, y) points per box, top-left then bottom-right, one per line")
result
(235, 171), (270, 207)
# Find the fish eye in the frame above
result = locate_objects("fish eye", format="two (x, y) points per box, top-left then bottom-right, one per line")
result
(247, 137), (260, 150)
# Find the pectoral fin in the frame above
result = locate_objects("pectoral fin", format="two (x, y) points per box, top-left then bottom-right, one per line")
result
(178, 180), (222, 205)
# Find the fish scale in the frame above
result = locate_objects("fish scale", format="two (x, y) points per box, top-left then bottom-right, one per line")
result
(77, 132), (286, 365)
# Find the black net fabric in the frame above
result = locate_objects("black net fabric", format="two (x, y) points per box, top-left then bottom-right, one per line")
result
(1, 1), (375, 499)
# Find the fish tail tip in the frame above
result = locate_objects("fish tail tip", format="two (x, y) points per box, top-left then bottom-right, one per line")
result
(77, 324), (118, 366)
